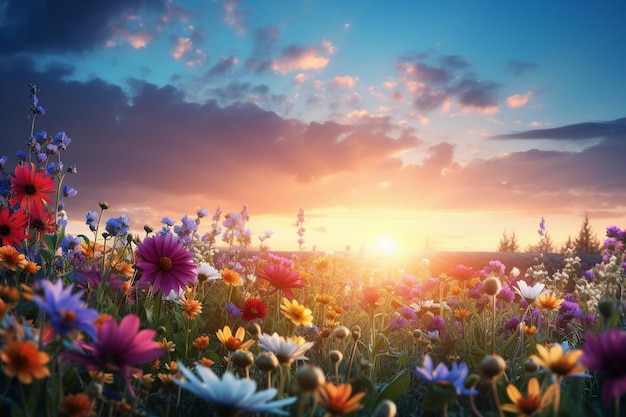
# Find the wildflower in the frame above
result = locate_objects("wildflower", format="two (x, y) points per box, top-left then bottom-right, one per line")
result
(174, 362), (296, 416)
(501, 377), (555, 417)
(59, 392), (95, 417)
(361, 285), (383, 307)
(27, 204), (56, 239)
(179, 297), (202, 320)
(221, 267), (242, 286)
(199, 357), (215, 367)
(256, 263), (305, 300)
(280, 298), (313, 327)
(61, 314), (165, 395)
(1, 338), (50, 384)
(193, 335), (210, 350)
(523, 324), (537, 335)
(104, 215), (130, 236)
(9, 162), (55, 212)
(536, 294), (564, 311)
(33, 279), (99, 339)
(481, 276), (502, 296)
(0, 208), (29, 247)
(454, 309), (472, 320)
(240, 297), (268, 322)
(529, 343), (586, 377)
(315, 294), (334, 304)
(514, 280), (545, 304)
(581, 329), (626, 405)
(216, 325), (255, 352)
(415, 355), (477, 395)
(448, 264), (476, 282)
(135, 233), (197, 296)
(0, 245), (28, 270)
(318, 382), (366, 415)
(159, 338), (176, 353)
(258, 332), (315, 366)
(197, 262), (220, 282)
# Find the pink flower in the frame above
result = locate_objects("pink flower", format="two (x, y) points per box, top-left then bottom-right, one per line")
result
(257, 263), (305, 300)
(134, 233), (197, 296)
(62, 314), (165, 395)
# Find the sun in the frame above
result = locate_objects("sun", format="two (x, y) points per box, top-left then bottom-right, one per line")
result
(376, 236), (398, 256)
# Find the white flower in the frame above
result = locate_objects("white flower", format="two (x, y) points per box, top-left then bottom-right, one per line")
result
(258, 332), (315, 366)
(197, 262), (220, 281)
(514, 280), (545, 303)
(174, 362), (296, 415)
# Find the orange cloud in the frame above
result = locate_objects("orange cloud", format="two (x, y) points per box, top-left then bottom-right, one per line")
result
(330, 75), (357, 88)
(507, 91), (534, 108)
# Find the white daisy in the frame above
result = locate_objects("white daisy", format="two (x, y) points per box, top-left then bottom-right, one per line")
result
(258, 332), (315, 366)
(174, 362), (296, 416)
(514, 280), (546, 304)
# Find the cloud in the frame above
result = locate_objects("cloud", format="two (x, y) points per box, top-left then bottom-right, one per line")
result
(491, 118), (626, 141)
(507, 91), (534, 108)
(0, 0), (165, 55)
(505, 59), (539, 76)
(330, 76), (358, 89)
(172, 38), (193, 59)
(222, 0), (248, 35)
(270, 43), (335, 74)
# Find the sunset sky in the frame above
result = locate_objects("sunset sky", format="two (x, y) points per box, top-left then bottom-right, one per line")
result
(1, 1), (625, 255)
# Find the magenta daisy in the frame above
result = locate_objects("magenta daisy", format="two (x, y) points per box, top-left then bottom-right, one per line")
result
(256, 263), (305, 300)
(581, 329), (626, 406)
(134, 233), (197, 296)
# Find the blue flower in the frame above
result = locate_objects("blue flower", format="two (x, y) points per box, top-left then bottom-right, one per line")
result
(105, 215), (130, 236)
(85, 211), (99, 232)
(33, 280), (99, 339)
(225, 302), (241, 318)
(60, 235), (83, 257)
(415, 355), (477, 396)
(62, 184), (78, 197)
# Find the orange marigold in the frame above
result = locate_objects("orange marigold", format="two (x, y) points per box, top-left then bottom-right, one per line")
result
(319, 382), (366, 415)
(1, 338), (50, 384)
(59, 392), (95, 417)
(179, 298), (203, 320)
(0, 245), (28, 271)
(315, 294), (334, 304)
(536, 294), (564, 311)
(193, 335), (210, 350)
(220, 268), (242, 286)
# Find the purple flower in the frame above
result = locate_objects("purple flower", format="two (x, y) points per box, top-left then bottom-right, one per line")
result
(62, 315), (165, 395)
(581, 330), (626, 406)
(225, 302), (241, 318)
(400, 306), (417, 322)
(85, 211), (99, 232)
(33, 280), (99, 339)
(415, 355), (477, 396)
(62, 184), (78, 197)
(505, 316), (521, 333)
(427, 315), (446, 333)
(496, 284), (515, 303)
(135, 233), (197, 295)
(390, 315), (409, 331)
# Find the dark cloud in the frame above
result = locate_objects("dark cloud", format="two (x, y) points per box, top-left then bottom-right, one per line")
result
(0, 0), (165, 55)
(505, 59), (539, 76)
(491, 118), (626, 141)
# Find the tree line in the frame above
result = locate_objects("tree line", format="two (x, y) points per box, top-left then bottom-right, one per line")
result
(497, 214), (603, 254)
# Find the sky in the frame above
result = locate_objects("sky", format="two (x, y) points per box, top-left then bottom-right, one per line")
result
(1, 0), (625, 256)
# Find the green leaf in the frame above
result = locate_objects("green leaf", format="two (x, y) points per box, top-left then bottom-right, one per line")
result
(422, 384), (457, 411)
(373, 369), (410, 407)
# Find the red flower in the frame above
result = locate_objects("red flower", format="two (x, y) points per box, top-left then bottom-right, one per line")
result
(27, 204), (56, 239)
(9, 163), (55, 212)
(361, 286), (382, 308)
(448, 264), (476, 282)
(240, 297), (268, 322)
(0, 208), (29, 247)
(256, 263), (305, 300)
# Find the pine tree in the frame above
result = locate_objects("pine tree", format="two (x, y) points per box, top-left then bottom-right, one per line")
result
(561, 235), (575, 253)
(508, 230), (520, 252)
(538, 231), (555, 254)
(573, 214), (602, 254)
(498, 230), (519, 252)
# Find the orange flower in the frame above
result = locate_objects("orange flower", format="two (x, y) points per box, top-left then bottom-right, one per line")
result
(523, 324), (537, 335)
(325, 320), (340, 329)
(59, 393), (95, 417)
(159, 338), (176, 353)
(315, 294), (334, 304)
(326, 309), (339, 320)
(198, 357), (215, 367)
(318, 382), (366, 415)
(220, 268), (242, 286)
(454, 309), (472, 320)
(24, 261), (40, 273)
(331, 305), (344, 315)
(193, 335), (210, 350)
(536, 294), (564, 311)
(1, 338), (50, 384)
(216, 326), (255, 351)
(179, 297), (203, 320)
(502, 377), (556, 417)
(529, 343), (586, 377)
(0, 245), (28, 270)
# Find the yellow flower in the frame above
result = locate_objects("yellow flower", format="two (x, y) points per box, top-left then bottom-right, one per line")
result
(502, 377), (556, 417)
(536, 294), (564, 311)
(220, 268), (242, 286)
(529, 343), (586, 377)
(216, 325), (255, 351)
(159, 337), (176, 353)
(280, 298), (313, 327)
(318, 382), (366, 415)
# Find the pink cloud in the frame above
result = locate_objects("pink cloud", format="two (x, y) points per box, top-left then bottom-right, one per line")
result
(330, 75), (358, 88)
(270, 42), (336, 74)
(172, 37), (192, 59)
(507, 91), (534, 108)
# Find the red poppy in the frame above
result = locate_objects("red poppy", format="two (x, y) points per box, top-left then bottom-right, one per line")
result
(256, 263), (305, 300)
(240, 297), (268, 322)
(9, 163), (55, 212)
(0, 208), (29, 247)
(361, 286), (382, 308)
(27, 204), (56, 239)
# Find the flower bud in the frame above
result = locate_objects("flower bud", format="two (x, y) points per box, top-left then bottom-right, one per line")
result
(351, 325), (361, 341)
(329, 350), (343, 364)
(598, 299), (618, 320)
(99, 201), (110, 210)
(319, 328), (332, 339)
(247, 322), (262, 338)
(295, 364), (325, 392)
(480, 354), (507, 379)
(231, 350), (254, 369)
(156, 326), (167, 335)
(372, 400), (397, 417)
(334, 325), (350, 340)
(481, 276), (502, 296)
(255, 351), (279, 372)
(524, 359), (539, 373)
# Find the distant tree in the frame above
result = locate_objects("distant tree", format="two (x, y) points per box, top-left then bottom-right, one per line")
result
(573, 214), (602, 254)
(561, 235), (575, 253)
(526, 231), (556, 253)
(498, 230), (519, 252)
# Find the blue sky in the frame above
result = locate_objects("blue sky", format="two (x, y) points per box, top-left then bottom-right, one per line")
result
(1, 0), (625, 253)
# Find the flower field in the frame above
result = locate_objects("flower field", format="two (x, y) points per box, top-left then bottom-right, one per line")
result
(0, 85), (625, 417)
